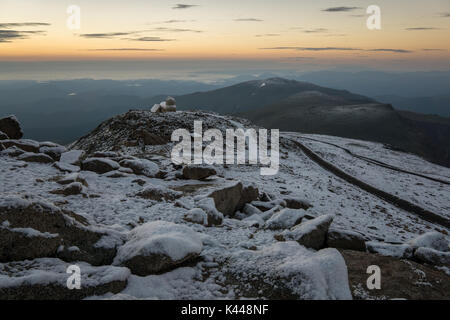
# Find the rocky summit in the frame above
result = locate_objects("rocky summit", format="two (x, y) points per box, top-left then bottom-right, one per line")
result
(0, 111), (449, 300)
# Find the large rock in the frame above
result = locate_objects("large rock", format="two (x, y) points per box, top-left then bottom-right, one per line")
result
(237, 184), (259, 211)
(265, 208), (305, 230)
(120, 159), (160, 178)
(60, 150), (85, 165)
(1, 139), (39, 153)
(276, 214), (334, 250)
(224, 242), (352, 300)
(0, 258), (129, 300)
(136, 185), (182, 202)
(283, 197), (313, 210)
(366, 242), (414, 259)
(39, 145), (67, 161)
(408, 232), (449, 252)
(0, 194), (122, 265)
(195, 198), (224, 226)
(17, 152), (54, 164)
(113, 221), (202, 276)
(414, 247), (450, 267)
(50, 182), (84, 196)
(82, 158), (120, 174)
(326, 228), (367, 252)
(0, 115), (23, 139)
(182, 165), (216, 180)
(207, 182), (243, 216)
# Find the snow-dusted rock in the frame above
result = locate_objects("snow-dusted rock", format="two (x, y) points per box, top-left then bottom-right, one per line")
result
(408, 232), (449, 252)
(53, 161), (80, 173)
(0, 258), (130, 300)
(414, 247), (450, 267)
(17, 152), (54, 164)
(242, 214), (265, 228)
(136, 185), (182, 202)
(0, 194), (122, 266)
(225, 241), (352, 300)
(0, 115), (23, 139)
(114, 221), (203, 276)
(326, 228), (367, 252)
(195, 198), (224, 226)
(366, 242), (414, 259)
(276, 214), (334, 250)
(1, 145), (24, 157)
(50, 182), (84, 196)
(39, 145), (67, 161)
(56, 173), (88, 187)
(243, 203), (263, 216)
(182, 165), (217, 180)
(82, 157), (120, 174)
(283, 197), (313, 210)
(60, 150), (85, 165)
(265, 208), (305, 230)
(208, 182), (243, 216)
(120, 159), (159, 177)
(2, 139), (39, 153)
(0, 223), (61, 262)
(184, 208), (208, 225)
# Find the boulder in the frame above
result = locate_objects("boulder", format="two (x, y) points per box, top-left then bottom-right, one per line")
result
(1, 139), (39, 153)
(237, 185), (259, 211)
(182, 165), (217, 180)
(82, 158), (120, 174)
(0, 115), (23, 139)
(265, 208), (305, 230)
(208, 182), (243, 216)
(56, 173), (88, 187)
(326, 228), (367, 252)
(195, 198), (224, 226)
(60, 150), (85, 165)
(136, 185), (182, 201)
(17, 152), (54, 164)
(0, 131), (8, 140)
(283, 197), (313, 210)
(53, 161), (80, 173)
(408, 232), (449, 252)
(224, 242), (352, 300)
(414, 247), (450, 267)
(113, 221), (202, 276)
(50, 182), (84, 196)
(0, 194), (122, 266)
(39, 145), (67, 161)
(92, 151), (119, 158)
(184, 208), (208, 226)
(276, 214), (334, 250)
(0, 223), (61, 262)
(0, 146), (24, 157)
(120, 159), (160, 178)
(242, 204), (263, 216)
(0, 258), (129, 300)
(366, 242), (414, 259)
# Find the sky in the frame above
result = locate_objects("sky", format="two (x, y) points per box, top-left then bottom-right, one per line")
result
(1, 0), (450, 72)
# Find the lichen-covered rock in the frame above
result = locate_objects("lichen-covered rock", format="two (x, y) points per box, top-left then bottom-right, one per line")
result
(182, 165), (217, 180)
(113, 221), (202, 276)
(276, 214), (334, 250)
(0, 115), (23, 139)
(82, 158), (120, 174)
(17, 152), (54, 164)
(0, 258), (130, 300)
(327, 228), (367, 252)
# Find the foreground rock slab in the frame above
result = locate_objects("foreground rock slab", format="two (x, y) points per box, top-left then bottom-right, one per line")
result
(0, 258), (130, 300)
(113, 221), (203, 276)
